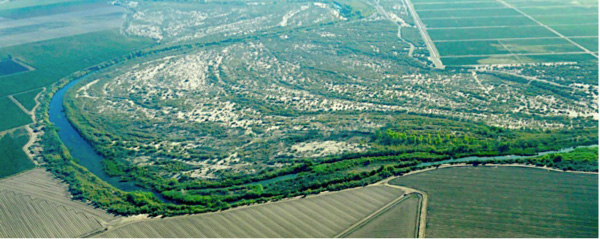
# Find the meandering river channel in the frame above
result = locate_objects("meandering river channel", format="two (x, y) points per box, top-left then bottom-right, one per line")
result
(49, 76), (597, 200)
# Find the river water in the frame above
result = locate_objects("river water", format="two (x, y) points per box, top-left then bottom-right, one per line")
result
(49, 76), (597, 198)
(49, 77), (172, 202)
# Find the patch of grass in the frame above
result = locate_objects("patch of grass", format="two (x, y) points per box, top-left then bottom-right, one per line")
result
(12, 89), (41, 111)
(0, 97), (31, 131)
(390, 167), (598, 237)
(518, 147), (598, 172)
(0, 128), (34, 178)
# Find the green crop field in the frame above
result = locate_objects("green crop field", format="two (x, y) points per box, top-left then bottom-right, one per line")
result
(500, 38), (584, 54)
(572, 37), (599, 52)
(429, 26), (556, 41)
(521, 6), (598, 16)
(441, 55), (521, 66)
(95, 186), (408, 238)
(0, 30), (153, 134)
(410, 0), (599, 66)
(390, 167), (598, 238)
(0, 59), (30, 76)
(517, 53), (597, 64)
(436, 38), (589, 57)
(0, 0), (78, 11)
(422, 16), (535, 29)
(11, 89), (41, 111)
(0, 30), (153, 97)
(0, 97), (31, 131)
(0, 128), (34, 178)
(535, 14), (599, 26)
(552, 24), (599, 37)
(342, 193), (421, 238)
(414, 2), (504, 10)
(436, 40), (510, 56)
(418, 8), (520, 19)
(0, 0), (105, 19)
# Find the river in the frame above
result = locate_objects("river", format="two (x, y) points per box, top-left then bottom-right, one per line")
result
(49, 76), (173, 203)
(49, 76), (597, 198)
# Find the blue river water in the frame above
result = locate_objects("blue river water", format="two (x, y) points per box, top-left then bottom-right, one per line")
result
(49, 76), (597, 201)
(49, 77), (172, 202)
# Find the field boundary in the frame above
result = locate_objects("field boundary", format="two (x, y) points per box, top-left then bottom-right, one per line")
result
(403, 0), (444, 69)
(440, 51), (591, 58)
(495, 0), (598, 58)
(334, 192), (422, 238)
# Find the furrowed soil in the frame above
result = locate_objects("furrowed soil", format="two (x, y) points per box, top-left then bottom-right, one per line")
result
(390, 166), (598, 238)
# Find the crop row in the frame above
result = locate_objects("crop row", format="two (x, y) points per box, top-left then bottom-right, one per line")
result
(97, 185), (405, 237)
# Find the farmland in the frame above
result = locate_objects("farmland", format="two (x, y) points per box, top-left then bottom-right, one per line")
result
(0, 168), (117, 237)
(0, 0), (155, 179)
(410, 0), (599, 66)
(0, 58), (29, 76)
(390, 167), (599, 238)
(11, 88), (41, 111)
(94, 185), (410, 237)
(0, 0), (595, 235)
(0, 96), (31, 132)
(341, 193), (422, 238)
(0, 128), (34, 178)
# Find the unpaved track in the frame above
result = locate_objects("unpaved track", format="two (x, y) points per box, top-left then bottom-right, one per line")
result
(381, 181), (428, 238)
(21, 88), (45, 163)
(333, 188), (421, 238)
(404, 0), (445, 69)
(373, 0), (416, 58)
